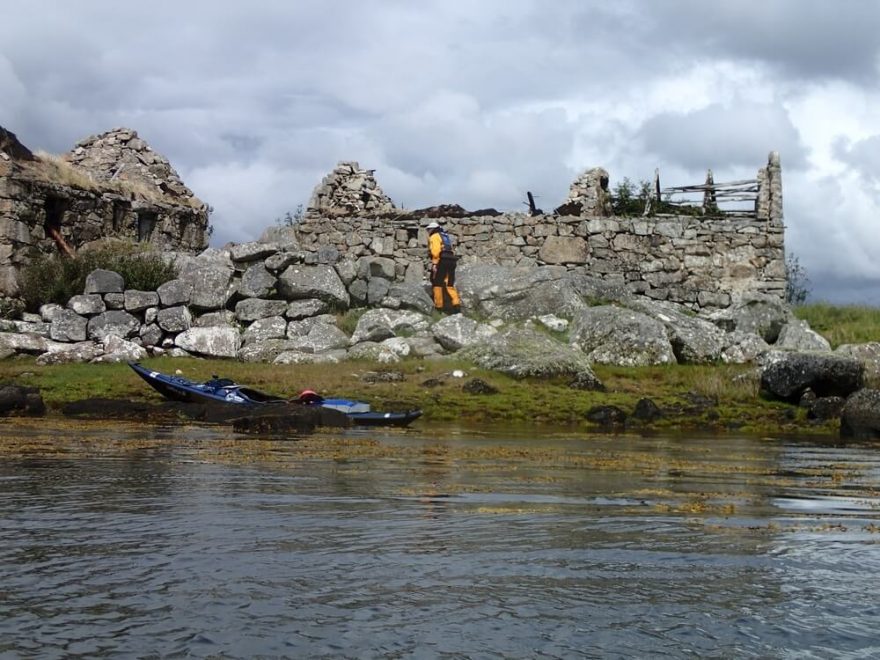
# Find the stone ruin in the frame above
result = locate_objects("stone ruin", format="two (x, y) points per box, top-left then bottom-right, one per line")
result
(0, 126), (209, 296)
(65, 128), (198, 204)
(306, 161), (396, 217)
(555, 167), (612, 216)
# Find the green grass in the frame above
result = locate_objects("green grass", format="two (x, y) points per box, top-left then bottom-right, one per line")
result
(794, 303), (880, 348)
(0, 357), (837, 435)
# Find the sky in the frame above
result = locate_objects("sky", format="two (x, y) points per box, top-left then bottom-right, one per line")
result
(1, 0), (879, 304)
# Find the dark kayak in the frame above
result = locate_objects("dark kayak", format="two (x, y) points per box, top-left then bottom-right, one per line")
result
(128, 362), (422, 427)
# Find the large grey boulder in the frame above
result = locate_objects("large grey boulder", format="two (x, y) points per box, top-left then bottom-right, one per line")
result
(239, 263), (277, 299)
(459, 326), (603, 387)
(760, 352), (864, 403)
(174, 326), (241, 358)
(721, 331), (770, 364)
(538, 235), (589, 264)
(430, 314), (497, 352)
(627, 299), (727, 364)
(87, 311), (140, 341)
(84, 269), (124, 294)
(840, 388), (880, 438)
(68, 294), (106, 316)
(286, 299), (330, 320)
(39, 303), (64, 322)
(0, 332), (59, 355)
(277, 264), (349, 308)
(274, 349), (348, 365)
(457, 264), (588, 321)
(347, 342), (399, 363)
(156, 279), (193, 307)
(775, 319), (831, 352)
(569, 305), (676, 366)
(36, 341), (104, 365)
(286, 322), (350, 353)
(242, 316), (288, 345)
(194, 310), (237, 327)
(385, 283), (435, 315)
(180, 264), (235, 311)
(156, 305), (192, 333)
(49, 309), (88, 342)
(708, 297), (792, 343)
(93, 334), (148, 363)
(349, 309), (430, 345)
(835, 342), (880, 383)
(238, 338), (295, 363)
(235, 298), (289, 322)
(357, 256), (396, 280)
(124, 290), (160, 313)
(139, 323), (163, 347)
(230, 241), (279, 264)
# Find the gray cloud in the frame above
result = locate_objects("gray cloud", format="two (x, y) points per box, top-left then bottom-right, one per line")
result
(1, 1), (879, 300)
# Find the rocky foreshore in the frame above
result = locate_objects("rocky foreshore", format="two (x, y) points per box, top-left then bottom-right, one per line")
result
(0, 240), (878, 437)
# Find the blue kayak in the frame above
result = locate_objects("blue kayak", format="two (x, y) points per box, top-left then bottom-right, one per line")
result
(128, 362), (422, 427)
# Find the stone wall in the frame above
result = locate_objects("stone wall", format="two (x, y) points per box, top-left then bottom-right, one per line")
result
(293, 212), (785, 310)
(0, 126), (209, 297)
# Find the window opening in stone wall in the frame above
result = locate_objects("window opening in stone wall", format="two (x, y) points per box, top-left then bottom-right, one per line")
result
(137, 211), (158, 242)
(43, 196), (74, 257)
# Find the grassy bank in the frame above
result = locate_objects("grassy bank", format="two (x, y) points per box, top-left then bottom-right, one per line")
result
(0, 357), (838, 436)
(794, 303), (880, 348)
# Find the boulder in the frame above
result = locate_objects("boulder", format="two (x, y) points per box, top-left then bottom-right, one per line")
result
(238, 338), (295, 363)
(277, 264), (349, 308)
(274, 349), (348, 365)
(242, 316), (288, 345)
(760, 352), (864, 403)
(806, 396), (846, 421)
(86, 311), (140, 341)
(157, 279), (193, 307)
(708, 297), (792, 343)
(124, 290), (160, 313)
(346, 342), (399, 363)
(174, 326), (241, 358)
(49, 309), (88, 342)
(156, 305), (193, 333)
(774, 319), (832, 352)
(366, 277), (391, 304)
(721, 331), (770, 364)
(194, 310), (236, 327)
(538, 235), (589, 264)
(36, 342), (104, 365)
(0, 332), (60, 355)
(385, 283), (435, 315)
(94, 334), (148, 363)
(627, 299), (727, 364)
(84, 269), (124, 294)
(239, 263), (277, 299)
(841, 389), (880, 438)
(0, 384), (45, 417)
(230, 241), (279, 263)
(350, 309), (430, 345)
(569, 305), (676, 366)
(68, 294), (106, 316)
(284, 322), (349, 353)
(139, 323), (163, 347)
(286, 299), (330, 320)
(459, 326), (603, 387)
(457, 264), (588, 321)
(180, 264), (235, 311)
(235, 298), (289, 322)
(357, 256), (397, 280)
(430, 315), (497, 352)
(835, 342), (880, 383)
(104, 293), (125, 310)
(39, 303), (64, 322)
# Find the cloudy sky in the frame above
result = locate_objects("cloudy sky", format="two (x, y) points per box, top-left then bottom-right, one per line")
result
(2, 0), (879, 303)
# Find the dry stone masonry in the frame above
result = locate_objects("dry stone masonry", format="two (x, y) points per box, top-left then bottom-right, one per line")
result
(306, 161), (396, 218)
(0, 126), (209, 297)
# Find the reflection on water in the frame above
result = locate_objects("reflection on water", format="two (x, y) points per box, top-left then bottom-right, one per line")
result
(1, 419), (880, 658)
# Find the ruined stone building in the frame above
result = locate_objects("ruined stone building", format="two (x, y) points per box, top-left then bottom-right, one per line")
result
(0, 126), (209, 296)
(294, 153), (785, 311)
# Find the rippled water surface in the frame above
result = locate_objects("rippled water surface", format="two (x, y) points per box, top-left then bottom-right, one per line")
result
(2, 419), (880, 658)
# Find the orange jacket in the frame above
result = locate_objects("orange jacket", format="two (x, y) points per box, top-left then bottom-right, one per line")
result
(428, 232), (443, 265)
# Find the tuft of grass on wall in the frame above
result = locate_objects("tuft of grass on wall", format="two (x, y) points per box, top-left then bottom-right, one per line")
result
(794, 303), (880, 348)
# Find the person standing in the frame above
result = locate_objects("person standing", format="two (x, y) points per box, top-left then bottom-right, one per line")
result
(426, 221), (461, 314)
